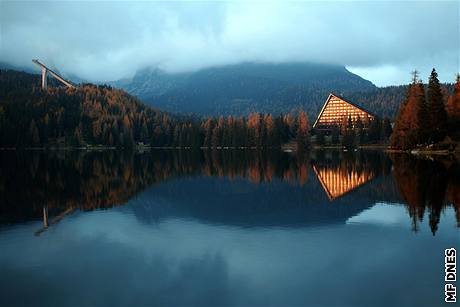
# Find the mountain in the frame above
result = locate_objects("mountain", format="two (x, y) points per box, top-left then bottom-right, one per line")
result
(0, 62), (35, 73)
(1, 69), (315, 149)
(0, 69), (167, 148)
(111, 62), (377, 117)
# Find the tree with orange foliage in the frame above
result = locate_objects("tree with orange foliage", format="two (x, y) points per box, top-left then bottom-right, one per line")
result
(264, 114), (275, 147)
(202, 118), (213, 148)
(391, 71), (428, 149)
(296, 111), (310, 150)
(247, 113), (261, 147)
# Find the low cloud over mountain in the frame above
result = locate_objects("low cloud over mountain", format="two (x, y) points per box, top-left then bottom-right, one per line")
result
(1, 1), (458, 86)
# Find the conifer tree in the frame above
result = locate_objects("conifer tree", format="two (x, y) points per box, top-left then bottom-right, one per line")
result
(416, 82), (429, 143)
(316, 131), (325, 146)
(391, 71), (428, 149)
(447, 74), (460, 138)
(381, 117), (392, 141)
(427, 68), (447, 143)
(331, 126), (340, 144)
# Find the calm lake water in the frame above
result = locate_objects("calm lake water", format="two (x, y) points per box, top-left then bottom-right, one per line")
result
(0, 150), (459, 307)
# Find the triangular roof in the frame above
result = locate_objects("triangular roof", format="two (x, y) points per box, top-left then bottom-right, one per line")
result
(313, 93), (377, 128)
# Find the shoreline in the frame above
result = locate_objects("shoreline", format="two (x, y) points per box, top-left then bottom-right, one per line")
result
(1, 143), (458, 156)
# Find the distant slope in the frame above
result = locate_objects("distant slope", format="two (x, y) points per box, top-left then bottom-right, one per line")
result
(346, 83), (454, 119)
(0, 69), (165, 147)
(112, 62), (377, 117)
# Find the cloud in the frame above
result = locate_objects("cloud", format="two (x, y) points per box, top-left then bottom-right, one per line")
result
(0, 0), (458, 85)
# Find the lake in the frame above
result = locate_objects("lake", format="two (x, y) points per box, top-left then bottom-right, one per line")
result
(0, 149), (459, 307)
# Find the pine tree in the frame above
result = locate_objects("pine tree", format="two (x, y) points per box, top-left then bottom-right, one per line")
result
(331, 126), (340, 144)
(368, 118), (381, 143)
(447, 74), (460, 138)
(427, 68), (447, 143)
(316, 131), (325, 146)
(416, 81), (429, 144)
(355, 115), (364, 144)
(382, 117), (392, 141)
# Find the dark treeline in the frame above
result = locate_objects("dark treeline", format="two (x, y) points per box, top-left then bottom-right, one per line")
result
(0, 70), (311, 149)
(391, 70), (460, 150)
(313, 115), (393, 148)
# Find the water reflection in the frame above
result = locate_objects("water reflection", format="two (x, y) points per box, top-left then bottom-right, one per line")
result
(0, 150), (459, 307)
(311, 151), (381, 200)
(0, 149), (459, 234)
(391, 154), (460, 234)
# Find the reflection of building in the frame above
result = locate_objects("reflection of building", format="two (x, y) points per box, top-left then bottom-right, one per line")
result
(312, 164), (375, 200)
(313, 93), (376, 132)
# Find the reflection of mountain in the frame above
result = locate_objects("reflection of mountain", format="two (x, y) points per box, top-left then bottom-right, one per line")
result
(126, 151), (399, 228)
(0, 150), (459, 235)
(127, 172), (396, 228)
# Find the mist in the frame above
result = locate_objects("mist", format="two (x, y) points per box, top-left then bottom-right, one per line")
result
(1, 0), (458, 86)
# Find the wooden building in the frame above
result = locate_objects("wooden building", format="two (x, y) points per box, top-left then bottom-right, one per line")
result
(313, 93), (376, 132)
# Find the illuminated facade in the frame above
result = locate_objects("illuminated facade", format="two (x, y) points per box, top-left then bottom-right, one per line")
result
(313, 93), (376, 131)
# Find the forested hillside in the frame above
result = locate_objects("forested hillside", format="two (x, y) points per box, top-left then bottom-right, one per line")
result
(112, 62), (377, 117)
(347, 84), (454, 119)
(113, 63), (454, 119)
(0, 70), (165, 147)
(0, 70), (311, 149)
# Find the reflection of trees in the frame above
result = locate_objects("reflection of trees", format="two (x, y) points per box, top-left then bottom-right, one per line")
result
(203, 150), (310, 185)
(391, 154), (460, 234)
(0, 151), (157, 222)
(2, 150), (459, 234)
(447, 163), (460, 227)
(0, 150), (313, 223)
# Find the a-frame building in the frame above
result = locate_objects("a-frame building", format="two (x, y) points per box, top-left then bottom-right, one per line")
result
(313, 93), (376, 131)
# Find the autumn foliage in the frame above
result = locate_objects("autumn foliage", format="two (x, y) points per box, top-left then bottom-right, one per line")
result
(391, 69), (458, 149)
(447, 75), (460, 138)
(0, 70), (310, 149)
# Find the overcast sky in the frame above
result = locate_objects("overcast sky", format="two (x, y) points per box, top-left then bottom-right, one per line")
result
(0, 0), (459, 86)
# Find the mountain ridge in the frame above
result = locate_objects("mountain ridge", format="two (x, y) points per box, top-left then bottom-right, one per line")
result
(111, 62), (377, 117)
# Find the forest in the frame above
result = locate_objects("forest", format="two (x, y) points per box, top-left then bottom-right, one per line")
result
(0, 69), (312, 149)
(0, 69), (459, 150)
(391, 70), (460, 150)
